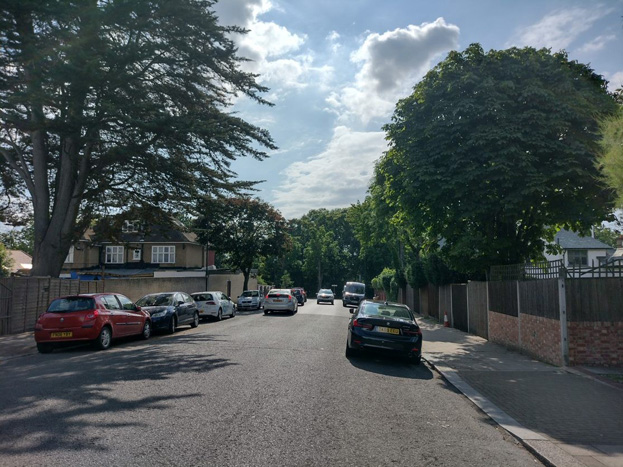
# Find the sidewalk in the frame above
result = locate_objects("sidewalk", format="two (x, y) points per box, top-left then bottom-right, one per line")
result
(420, 315), (623, 467)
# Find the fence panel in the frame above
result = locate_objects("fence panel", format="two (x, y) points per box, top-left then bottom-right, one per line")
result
(451, 284), (468, 332)
(468, 281), (488, 339)
(488, 280), (518, 317)
(566, 278), (623, 322)
(0, 278), (11, 335)
(428, 284), (439, 321)
(439, 285), (452, 325)
(519, 279), (559, 319)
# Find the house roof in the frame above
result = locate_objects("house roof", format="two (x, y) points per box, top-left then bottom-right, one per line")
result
(81, 224), (199, 245)
(555, 229), (612, 250)
(8, 250), (32, 273)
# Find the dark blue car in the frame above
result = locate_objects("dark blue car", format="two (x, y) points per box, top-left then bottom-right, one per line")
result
(345, 300), (422, 364)
(135, 292), (199, 334)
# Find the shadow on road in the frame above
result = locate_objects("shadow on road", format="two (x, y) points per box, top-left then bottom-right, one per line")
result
(346, 352), (434, 380)
(0, 332), (235, 457)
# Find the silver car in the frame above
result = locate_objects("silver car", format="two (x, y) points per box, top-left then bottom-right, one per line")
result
(237, 290), (264, 310)
(264, 289), (298, 315)
(317, 289), (334, 305)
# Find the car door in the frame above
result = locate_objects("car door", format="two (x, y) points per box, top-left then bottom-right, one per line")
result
(101, 294), (126, 336)
(182, 292), (197, 321)
(116, 294), (143, 336)
(173, 293), (190, 324)
(221, 294), (233, 315)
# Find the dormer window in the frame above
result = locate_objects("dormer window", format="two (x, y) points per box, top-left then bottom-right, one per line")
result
(122, 220), (140, 233)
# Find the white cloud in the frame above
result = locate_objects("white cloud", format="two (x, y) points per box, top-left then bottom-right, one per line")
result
(577, 34), (617, 54)
(326, 18), (459, 125)
(508, 6), (612, 51)
(272, 127), (388, 218)
(606, 71), (623, 92)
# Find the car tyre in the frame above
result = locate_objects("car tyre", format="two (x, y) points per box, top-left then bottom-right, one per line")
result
(190, 312), (199, 328)
(345, 341), (357, 358)
(94, 326), (112, 350)
(264, 309), (269, 315)
(37, 343), (54, 354)
(167, 315), (177, 334)
(231, 307), (236, 318)
(409, 354), (422, 366)
(331, 301), (334, 305)
(141, 320), (152, 340)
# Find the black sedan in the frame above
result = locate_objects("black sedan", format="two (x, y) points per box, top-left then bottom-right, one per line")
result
(135, 292), (199, 334)
(345, 300), (422, 364)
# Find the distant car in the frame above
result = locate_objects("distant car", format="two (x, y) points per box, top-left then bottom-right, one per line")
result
(317, 289), (334, 305)
(135, 292), (199, 333)
(191, 291), (236, 320)
(292, 287), (307, 302)
(342, 281), (366, 308)
(264, 289), (298, 315)
(236, 290), (264, 311)
(34, 293), (151, 353)
(291, 288), (305, 305)
(345, 300), (422, 364)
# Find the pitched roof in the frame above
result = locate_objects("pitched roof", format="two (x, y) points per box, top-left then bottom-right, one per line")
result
(81, 224), (199, 244)
(555, 229), (612, 250)
(8, 250), (32, 273)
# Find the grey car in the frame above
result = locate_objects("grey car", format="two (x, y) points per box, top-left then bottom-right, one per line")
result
(237, 290), (264, 310)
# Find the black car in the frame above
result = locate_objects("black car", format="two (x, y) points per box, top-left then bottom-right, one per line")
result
(345, 300), (422, 364)
(135, 292), (200, 334)
(291, 288), (305, 306)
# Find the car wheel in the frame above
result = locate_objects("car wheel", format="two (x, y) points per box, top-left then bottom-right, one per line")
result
(408, 354), (422, 365)
(331, 301), (334, 305)
(94, 326), (112, 350)
(217, 308), (222, 321)
(345, 341), (356, 358)
(342, 302), (347, 308)
(191, 312), (199, 328)
(264, 309), (269, 315)
(231, 307), (236, 318)
(167, 315), (177, 334)
(141, 321), (152, 340)
(37, 343), (54, 354)
(316, 301), (320, 304)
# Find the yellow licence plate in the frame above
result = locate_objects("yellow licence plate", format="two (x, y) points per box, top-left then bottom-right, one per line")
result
(377, 327), (400, 335)
(51, 332), (72, 338)
(273, 299), (282, 302)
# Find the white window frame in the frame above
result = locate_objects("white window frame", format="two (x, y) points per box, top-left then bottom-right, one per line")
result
(64, 245), (74, 264)
(122, 220), (140, 233)
(132, 249), (141, 261)
(152, 245), (175, 264)
(567, 249), (588, 267)
(105, 246), (124, 264)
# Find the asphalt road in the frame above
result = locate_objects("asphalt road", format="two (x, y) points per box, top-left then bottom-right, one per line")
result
(0, 300), (541, 466)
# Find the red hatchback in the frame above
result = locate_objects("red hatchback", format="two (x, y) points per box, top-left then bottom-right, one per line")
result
(34, 293), (152, 353)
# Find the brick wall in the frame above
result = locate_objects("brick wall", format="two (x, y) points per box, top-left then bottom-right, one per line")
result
(520, 314), (562, 366)
(568, 322), (623, 366)
(488, 311), (520, 349)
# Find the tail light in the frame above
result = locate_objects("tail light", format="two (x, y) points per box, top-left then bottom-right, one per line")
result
(353, 319), (373, 330)
(85, 310), (99, 320)
(206, 301), (216, 305)
(402, 326), (422, 336)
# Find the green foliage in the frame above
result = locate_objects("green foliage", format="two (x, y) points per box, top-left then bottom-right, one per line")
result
(0, 242), (12, 277)
(371, 267), (399, 301)
(594, 225), (620, 248)
(598, 108), (623, 207)
(0, 223), (34, 256)
(406, 257), (428, 289)
(279, 272), (293, 288)
(379, 44), (618, 276)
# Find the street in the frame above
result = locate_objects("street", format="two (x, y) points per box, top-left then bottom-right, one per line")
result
(0, 301), (540, 466)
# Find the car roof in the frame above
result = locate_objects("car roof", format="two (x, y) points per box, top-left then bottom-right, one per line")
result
(191, 291), (221, 294)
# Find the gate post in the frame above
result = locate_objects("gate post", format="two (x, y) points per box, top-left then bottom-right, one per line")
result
(558, 276), (569, 366)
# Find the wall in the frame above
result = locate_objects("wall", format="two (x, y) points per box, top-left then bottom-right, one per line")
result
(568, 322), (623, 366)
(488, 311), (520, 349)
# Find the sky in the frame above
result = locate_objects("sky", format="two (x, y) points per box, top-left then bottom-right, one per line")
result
(211, 0), (623, 219)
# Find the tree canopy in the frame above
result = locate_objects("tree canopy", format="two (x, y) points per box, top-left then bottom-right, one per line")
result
(378, 44), (618, 275)
(194, 197), (289, 291)
(598, 107), (623, 207)
(0, 0), (276, 276)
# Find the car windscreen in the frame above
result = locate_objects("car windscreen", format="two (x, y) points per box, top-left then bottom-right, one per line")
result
(136, 294), (174, 307)
(345, 284), (365, 294)
(191, 294), (212, 302)
(360, 303), (412, 320)
(241, 291), (259, 297)
(47, 297), (96, 313)
(268, 290), (288, 297)
(319, 289), (332, 294)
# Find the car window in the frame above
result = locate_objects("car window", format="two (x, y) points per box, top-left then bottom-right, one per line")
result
(182, 292), (193, 303)
(222, 294), (229, 300)
(192, 293), (212, 302)
(136, 294), (174, 307)
(47, 297), (95, 313)
(102, 295), (121, 310)
(116, 294), (136, 311)
(360, 303), (411, 319)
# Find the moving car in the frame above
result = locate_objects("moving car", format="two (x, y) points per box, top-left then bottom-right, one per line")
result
(291, 288), (305, 305)
(317, 289), (334, 305)
(34, 293), (151, 353)
(264, 289), (298, 315)
(292, 287), (307, 302)
(236, 290), (264, 311)
(192, 291), (236, 320)
(345, 300), (422, 364)
(135, 292), (199, 333)
(342, 281), (366, 308)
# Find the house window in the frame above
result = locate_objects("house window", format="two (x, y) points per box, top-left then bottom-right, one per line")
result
(122, 220), (140, 233)
(64, 246), (74, 263)
(152, 246), (175, 264)
(105, 246), (124, 264)
(568, 250), (588, 267)
(132, 249), (141, 261)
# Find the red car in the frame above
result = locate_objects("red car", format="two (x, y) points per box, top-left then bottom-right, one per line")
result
(34, 293), (152, 353)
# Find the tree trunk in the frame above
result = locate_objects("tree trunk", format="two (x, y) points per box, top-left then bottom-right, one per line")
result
(242, 268), (250, 291)
(316, 258), (323, 292)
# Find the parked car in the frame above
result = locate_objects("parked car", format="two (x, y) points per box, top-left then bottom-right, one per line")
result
(135, 292), (199, 333)
(291, 288), (305, 306)
(236, 290), (264, 311)
(345, 300), (422, 364)
(317, 289), (334, 305)
(292, 287), (307, 302)
(191, 291), (236, 320)
(264, 289), (298, 315)
(34, 293), (151, 353)
(342, 281), (366, 307)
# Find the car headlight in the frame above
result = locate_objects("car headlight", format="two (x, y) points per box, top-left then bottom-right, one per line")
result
(151, 311), (166, 318)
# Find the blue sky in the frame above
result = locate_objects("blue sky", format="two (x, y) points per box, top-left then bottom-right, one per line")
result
(213, 0), (623, 218)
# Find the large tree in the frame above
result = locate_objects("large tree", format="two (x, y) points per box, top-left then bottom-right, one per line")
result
(194, 197), (289, 291)
(0, 0), (276, 277)
(598, 107), (623, 207)
(380, 44), (618, 275)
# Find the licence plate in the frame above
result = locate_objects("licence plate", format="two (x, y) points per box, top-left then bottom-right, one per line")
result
(51, 331), (72, 338)
(376, 326), (400, 335)
(273, 299), (282, 302)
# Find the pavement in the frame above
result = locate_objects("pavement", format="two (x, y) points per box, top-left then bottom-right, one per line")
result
(2, 318), (622, 467)
(419, 315), (623, 467)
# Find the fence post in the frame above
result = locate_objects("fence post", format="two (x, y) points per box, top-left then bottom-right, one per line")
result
(466, 282), (470, 333)
(517, 280), (521, 348)
(558, 276), (569, 366)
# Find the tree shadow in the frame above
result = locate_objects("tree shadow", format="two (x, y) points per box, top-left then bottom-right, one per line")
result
(0, 333), (236, 456)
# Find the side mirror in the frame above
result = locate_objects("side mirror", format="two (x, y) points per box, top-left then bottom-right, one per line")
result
(177, 301), (184, 306)
(349, 309), (354, 314)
